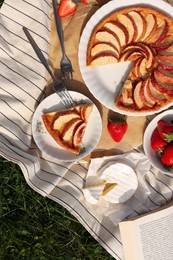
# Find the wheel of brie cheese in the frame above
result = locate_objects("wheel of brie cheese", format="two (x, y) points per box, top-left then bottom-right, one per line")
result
(87, 6), (173, 113)
(97, 162), (138, 203)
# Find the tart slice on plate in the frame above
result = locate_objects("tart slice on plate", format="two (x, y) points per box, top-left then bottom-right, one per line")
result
(41, 103), (93, 154)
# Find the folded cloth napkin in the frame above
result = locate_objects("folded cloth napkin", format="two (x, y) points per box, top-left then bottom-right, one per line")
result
(1, 1), (173, 260)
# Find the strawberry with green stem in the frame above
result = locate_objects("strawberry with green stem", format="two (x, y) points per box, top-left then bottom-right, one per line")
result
(58, 0), (98, 18)
(161, 143), (173, 170)
(107, 118), (128, 142)
(58, 0), (77, 18)
(157, 119), (173, 142)
(150, 128), (167, 153)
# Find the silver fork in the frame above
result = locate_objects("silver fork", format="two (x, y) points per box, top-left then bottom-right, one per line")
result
(52, 0), (73, 88)
(23, 26), (75, 108)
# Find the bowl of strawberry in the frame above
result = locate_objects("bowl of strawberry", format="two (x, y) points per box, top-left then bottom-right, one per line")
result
(143, 109), (173, 175)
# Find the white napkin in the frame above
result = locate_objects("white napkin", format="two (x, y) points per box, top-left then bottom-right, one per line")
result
(83, 151), (151, 218)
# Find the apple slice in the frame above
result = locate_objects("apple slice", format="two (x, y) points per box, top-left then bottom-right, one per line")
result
(139, 44), (156, 70)
(95, 30), (121, 52)
(137, 58), (149, 79)
(140, 78), (156, 107)
(146, 20), (168, 45)
(117, 13), (136, 43)
(154, 67), (173, 84)
(158, 66), (173, 78)
(123, 52), (142, 61)
(53, 111), (80, 133)
(158, 59), (173, 71)
(91, 43), (119, 58)
(128, 11), (146, 41)
(146, 53), (156, 70)
(61, 118), (83, 146)
(151, 73), (173, 95)
(132, 43), (156, 70)
(103, 21), (128, 47)
(151, 20), (168, 46)
(159, 45), (173, 55)
(132, 58), (143, 78)
(133, 81), (144, 109)
(73, 122), (86, 149)
(120, 43), (149, 62)
(157, 51), (173, 62)
(140, 13), (157, 41)
(148, 78), (166, 102)
(120, 49), (143, 62)
(153, 33), (173, 51)
(90, 53), (118, 66)
(120, 44), (146, 57)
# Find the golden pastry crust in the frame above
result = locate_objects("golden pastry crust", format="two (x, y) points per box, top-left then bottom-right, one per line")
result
(86, 6), (173, 113)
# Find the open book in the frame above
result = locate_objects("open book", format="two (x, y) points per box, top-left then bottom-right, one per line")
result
(119, 200), (173, 260)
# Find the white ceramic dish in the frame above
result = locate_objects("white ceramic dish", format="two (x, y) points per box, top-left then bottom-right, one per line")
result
(32, 91), (102, 162)
(143, 109), (173, 175)
(78, 0), (173, 116)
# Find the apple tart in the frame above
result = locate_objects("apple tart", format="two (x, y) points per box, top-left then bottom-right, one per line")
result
(41, 103), (93, 154)
(86, 6), (173, 113)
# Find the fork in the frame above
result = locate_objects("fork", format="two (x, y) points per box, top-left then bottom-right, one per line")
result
(52, 0), (73, 88)
(23, 26), (75, 108)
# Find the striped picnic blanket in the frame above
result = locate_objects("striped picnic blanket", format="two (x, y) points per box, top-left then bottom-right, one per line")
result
(1, 1), (173, 259)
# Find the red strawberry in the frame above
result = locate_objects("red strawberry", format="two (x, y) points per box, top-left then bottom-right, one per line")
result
(81, 0), (98, 5)
(150, 128), (167, 152)
(107, 118), (128, 142)
(161, 144), (173, 167)
(58, 0), (77, 18)
(157, 119), (173, 142)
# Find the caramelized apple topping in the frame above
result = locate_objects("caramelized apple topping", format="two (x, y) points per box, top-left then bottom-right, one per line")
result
(87, 6), (173, 113)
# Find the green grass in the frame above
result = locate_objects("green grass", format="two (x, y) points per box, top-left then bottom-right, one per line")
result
(0, 156), (114, 259)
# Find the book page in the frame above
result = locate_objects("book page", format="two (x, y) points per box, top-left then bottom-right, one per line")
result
(119, 205), (173, 260)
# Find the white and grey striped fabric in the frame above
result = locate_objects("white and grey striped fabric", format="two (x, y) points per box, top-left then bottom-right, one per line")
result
(0, 1), (173, 259)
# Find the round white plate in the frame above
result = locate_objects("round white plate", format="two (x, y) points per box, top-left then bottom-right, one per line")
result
(143, 109), (173, 175)
(32, 91), (102, 162)
(78, 0), (173, 116)
(98, 161), (138, 203)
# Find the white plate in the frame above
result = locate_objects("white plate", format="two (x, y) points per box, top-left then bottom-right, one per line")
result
(32, 91), (102, 162)
(143, 109), (173, 175)
(78, 0), (173, 116)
